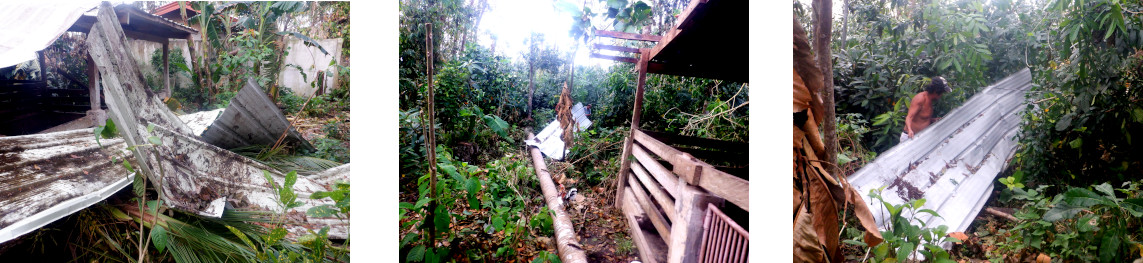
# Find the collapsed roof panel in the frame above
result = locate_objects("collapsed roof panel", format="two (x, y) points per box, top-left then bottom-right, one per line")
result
(84, 2), (348, 239)
(526, 102), (591, 160)
(0, 128), (133, 243)
(200, 80), (315, 151)
(848, 68), (1032, 250)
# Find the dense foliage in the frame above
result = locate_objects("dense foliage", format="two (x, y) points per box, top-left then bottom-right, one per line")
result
(815, 0), (1143, 260)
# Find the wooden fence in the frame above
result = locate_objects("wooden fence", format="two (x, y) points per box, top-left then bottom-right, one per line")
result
(618, 129), (748, 263)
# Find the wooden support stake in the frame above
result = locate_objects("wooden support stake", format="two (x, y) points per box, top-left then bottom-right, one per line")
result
(424, 22), (438, 245)
(527, 133), (589, 263)
(615, 50), (649, 208)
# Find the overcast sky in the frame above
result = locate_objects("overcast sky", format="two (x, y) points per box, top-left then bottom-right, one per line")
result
(476, 0), (608, 68)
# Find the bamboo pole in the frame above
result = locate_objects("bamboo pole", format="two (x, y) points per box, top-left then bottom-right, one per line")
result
(526, 132), (588, 263)
(424, 23), (438, 246)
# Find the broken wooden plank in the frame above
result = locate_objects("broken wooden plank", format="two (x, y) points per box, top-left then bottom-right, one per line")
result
(0, 128), (134, 243)
(526, 132), (588, 263)
(628, 174), (672, 245)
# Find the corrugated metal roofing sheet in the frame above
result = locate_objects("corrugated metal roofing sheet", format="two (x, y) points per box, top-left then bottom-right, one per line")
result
(849, 68), (1032, 250)
(199, 80), (314, 151)
(0, 128), (134, 243)
(525, 102), (592, 160)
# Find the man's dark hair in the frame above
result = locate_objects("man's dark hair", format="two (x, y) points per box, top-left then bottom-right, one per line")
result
(925, 76), (951, 94)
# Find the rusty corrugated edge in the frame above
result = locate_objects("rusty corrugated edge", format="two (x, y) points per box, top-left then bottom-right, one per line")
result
(849, 69), (1032, 254)
(0, 129), (135, 244)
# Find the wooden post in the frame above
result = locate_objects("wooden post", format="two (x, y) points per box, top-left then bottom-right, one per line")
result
(87, 55), (100, 110)
(162, 41), (170, 100)
(424, 22), (438, 246)
(87, 54), (106, 126)
(615, 49), (649, 207)
(37, 51), (47, 81)
(667, 183), (722, 263)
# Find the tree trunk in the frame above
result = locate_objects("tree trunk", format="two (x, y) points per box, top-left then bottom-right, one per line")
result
(813, 0), (838, 177)
(840, 0), (850, 50)
(526, 132), (589, 263)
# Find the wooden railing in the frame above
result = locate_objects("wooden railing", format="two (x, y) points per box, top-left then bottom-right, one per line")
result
(618, 129), (748, 263)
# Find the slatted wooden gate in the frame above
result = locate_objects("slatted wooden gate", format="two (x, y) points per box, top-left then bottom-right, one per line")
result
(617, 129), (748, 263)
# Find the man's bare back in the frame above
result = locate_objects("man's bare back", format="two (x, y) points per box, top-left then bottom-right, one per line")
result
(907, 92), (936, 135)
(903, 77), (950, 140)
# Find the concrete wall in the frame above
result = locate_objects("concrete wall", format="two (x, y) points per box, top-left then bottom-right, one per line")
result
(127, 39), (194, 91)
(127, 37), (343, 98)
(278, 38), (342, 97)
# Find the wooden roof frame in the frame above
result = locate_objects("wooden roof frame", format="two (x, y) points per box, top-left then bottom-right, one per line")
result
(590, 0), (747, 82)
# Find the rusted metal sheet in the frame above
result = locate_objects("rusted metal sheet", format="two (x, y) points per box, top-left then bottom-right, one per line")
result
(525, 102), (591, 160)
(87, 3), (347, 239)
(200, 80), (314, 151)
(849, 68), (1032, 250)
(0, 128), (134, 243)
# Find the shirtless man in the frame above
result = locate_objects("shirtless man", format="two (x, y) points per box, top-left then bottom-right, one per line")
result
(901, 77), (951, 142)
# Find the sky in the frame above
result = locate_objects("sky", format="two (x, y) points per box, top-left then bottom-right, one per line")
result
(476, 0), (609, 68)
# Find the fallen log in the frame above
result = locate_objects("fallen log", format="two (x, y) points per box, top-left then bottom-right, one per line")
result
(526, 132), (587, 263)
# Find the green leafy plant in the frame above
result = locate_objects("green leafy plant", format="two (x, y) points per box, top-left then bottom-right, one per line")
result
(854, 187), (960, 262)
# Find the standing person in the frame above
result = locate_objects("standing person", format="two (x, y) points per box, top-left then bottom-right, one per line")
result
(901, 76), (951, 142)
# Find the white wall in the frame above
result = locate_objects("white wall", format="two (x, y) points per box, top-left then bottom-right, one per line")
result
(278, 38), (342, 97)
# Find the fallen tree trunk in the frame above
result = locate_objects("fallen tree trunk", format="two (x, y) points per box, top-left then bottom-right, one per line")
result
(525, 132), (587, 263)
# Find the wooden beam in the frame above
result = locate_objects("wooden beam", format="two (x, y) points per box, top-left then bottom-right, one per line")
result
(631, 161), (677, 221)
(593, 43), (641, 53)
(621, 187), (669, 263)
(590, 53), (638, 64)
(628, 174), (672, 245)
(675, 0), (710, 30)
(123, 30), (170, 44)
(595, 30), (662, 42)
(631, 145), (679, 197)
(641, 129), (748, 153)
(683, 163), (749, 212)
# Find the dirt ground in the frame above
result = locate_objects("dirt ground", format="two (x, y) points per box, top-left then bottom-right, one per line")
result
(397, 168), (637, 262)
